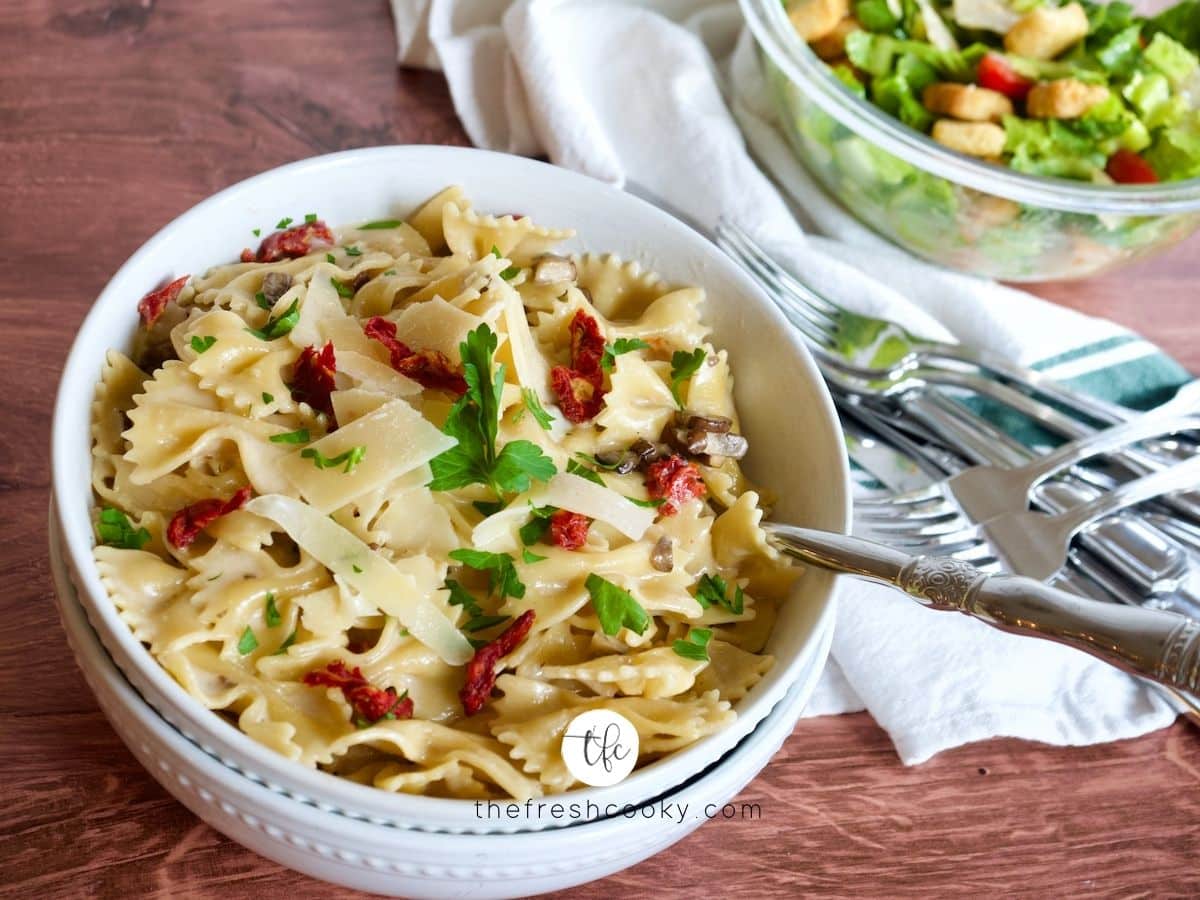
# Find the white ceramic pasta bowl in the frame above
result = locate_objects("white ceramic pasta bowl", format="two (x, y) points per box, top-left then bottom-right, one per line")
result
(51, 146), (850, 833)
(49, 507), (828, 898)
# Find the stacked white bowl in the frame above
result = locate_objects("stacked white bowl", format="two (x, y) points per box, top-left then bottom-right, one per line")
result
(49, 147), (850, 897)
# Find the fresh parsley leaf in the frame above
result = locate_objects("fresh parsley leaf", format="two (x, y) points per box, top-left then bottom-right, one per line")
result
(445, 578), (511, 633)
(520, 387), (554, 430)
(261, 392), (274, 404)
(576, 452), (620, 471)
(272, 630), (297, 655)
(466, 614), (511, 633)
(246, 298), (301, 340)
(269, 428), (310, 445)
(326, 252), (336, 264)
(276, 216), (294, 229)
(190, 335), (217, 354)
(522, 548), (548, 564)
(238, 626), (259, 655)
(427, 325), (557, 495)
(585, 574), (649, 636)
(673, 627), (713, 661)
(264, 593), (281, 628)
(252, 227), (261, 237)
(626, 496), (666, 508)
(518, 505), (556, 546)
(254, 291), (272, 310)
(331, 276), (354, 298)
(669, 348), (707, 408)
(97, 507), (150, 550)
(305, 213), (318, 223)
(360, 219), (404, 230)
(500, 265), (521, 280)
(696, 573), (744, 614)
(449, 549), (526, 601)
(601, 337), (651, 372)
(345, 245), (362, 256)
(352, 564), (363, 574)
(490, 245), (503, 258)
(301, 445), (366, 473)
(566, 458), (605, 487)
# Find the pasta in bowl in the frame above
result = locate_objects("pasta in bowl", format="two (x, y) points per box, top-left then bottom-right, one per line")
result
(54, 146), (848, 830)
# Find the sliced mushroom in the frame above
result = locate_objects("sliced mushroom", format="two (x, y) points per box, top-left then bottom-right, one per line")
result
(594, 448), (640, 475)
(692, 431), (749, 461)
(532, 254), (577, 285)
(685, 413), (732, 434)
(260, 271), (293, 305)
(650, 536), (674, 573)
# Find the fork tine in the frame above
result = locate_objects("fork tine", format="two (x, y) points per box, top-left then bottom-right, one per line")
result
(717, 220), (843, 329)
(716, 223), (840, 346)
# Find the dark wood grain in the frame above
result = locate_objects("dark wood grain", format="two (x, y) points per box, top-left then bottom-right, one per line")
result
(2, 1), (1199, 897)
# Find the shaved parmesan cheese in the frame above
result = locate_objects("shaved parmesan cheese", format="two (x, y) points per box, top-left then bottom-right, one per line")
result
(289, 264), (346, 349)
(337, 349), (421, 397)
(536, 473), (656, 540)
(391, 296), (488, 360)
(245, 495), (472, 665)
(320, 315), (391, 363)
(279, 397), (456, 513)
(917, 0), (960, 50)
(951, 0), (1020, 32)
(330, 388), (391, 425)
(471, 499), (534, 552)
(495, 280), (551, 404)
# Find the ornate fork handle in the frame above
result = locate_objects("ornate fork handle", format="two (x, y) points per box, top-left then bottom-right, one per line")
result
(769, 526), (1200, 695)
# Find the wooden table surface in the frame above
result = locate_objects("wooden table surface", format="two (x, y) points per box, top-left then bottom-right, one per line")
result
(4, 2), (1200, 897)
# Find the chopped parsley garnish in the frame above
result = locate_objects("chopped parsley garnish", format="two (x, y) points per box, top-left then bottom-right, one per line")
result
(601, 337), (651, 372)
(252, 227), (261, 237)
(331, 277), (355, 298)
(566, 458), (605, 487)
(272, 630), (297, 656)
(352, 564), (363, 574)
(264, 593), (281, 628)
(305, 213), (318, 223)
(490, 245), (503, 258)
(448, 549), (525, 602)
(261, 392), (274, 404)
(695, 572), (744, 614)
(519, 504), (556, 546)
(626, 496), (666, 508)
(276, 216), (294, 229)
(269, 428), (310, 444)
(246, 297), (301, 340)
(500, 264), (521, 281)
(360, 219), (404, 230)
(585, 574), (649, 636)
(520, 387), (554, 430)
(97, 507), (150, 550)
(238, 626), (259, 655)
(428, 325), (557, 496)
(344, 245), (362, 256)
(473, 499), (508, 517)
(673, 627), (713, 662)
(254, 291), (272, 310)
(446, 578), (512, 634)
(326, 252), (336, 264)
(189, 335), (217, 354)
(301, 445), (366, 473)
(670, 348), (707, 408)
(522, 548), (547, 564)
(576, 452), (620, 471)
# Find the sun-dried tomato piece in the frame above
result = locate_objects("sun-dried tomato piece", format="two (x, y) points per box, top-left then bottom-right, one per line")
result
(137, 275), (190, 326)
(304, 660), (414, 724)
(241, 221), (334, 264)
(550, 311), (608, 423)
(549, 510), (590, 550)
(292, 341), (337, 419)
(166, 486), (252, 549)
(644, 454), (706, 515)
(550, 365), (603, 423)
(363, 316), (467, 394)
(460, 609), (535, 716)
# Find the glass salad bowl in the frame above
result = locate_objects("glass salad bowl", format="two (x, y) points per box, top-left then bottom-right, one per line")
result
(741, 0), (1200, 280)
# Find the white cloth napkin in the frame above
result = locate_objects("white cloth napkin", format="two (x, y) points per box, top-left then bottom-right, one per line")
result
(390, 0), (1180, 763)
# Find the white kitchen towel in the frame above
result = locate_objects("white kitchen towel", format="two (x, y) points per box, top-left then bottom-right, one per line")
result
(390, 0), (1184, 763)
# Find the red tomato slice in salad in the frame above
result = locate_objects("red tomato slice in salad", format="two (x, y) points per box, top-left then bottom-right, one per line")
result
(977, 54), (1034, 101)
(1106, 149), (1159, 184)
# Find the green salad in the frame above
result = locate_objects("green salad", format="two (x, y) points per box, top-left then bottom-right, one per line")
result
(786, 0), (1200, 183)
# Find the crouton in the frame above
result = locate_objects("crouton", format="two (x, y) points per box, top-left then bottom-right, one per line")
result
(922, 82), (1014, 122)
(1025, 78), (1109, 118)
(1003, 2), (1089, 60)
(789, 0), (850, 42)
(931, 120), (1008, 157)
(811, 16), (861, 60)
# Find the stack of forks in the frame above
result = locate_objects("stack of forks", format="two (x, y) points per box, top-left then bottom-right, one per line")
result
(716, 221), (1200, 625)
